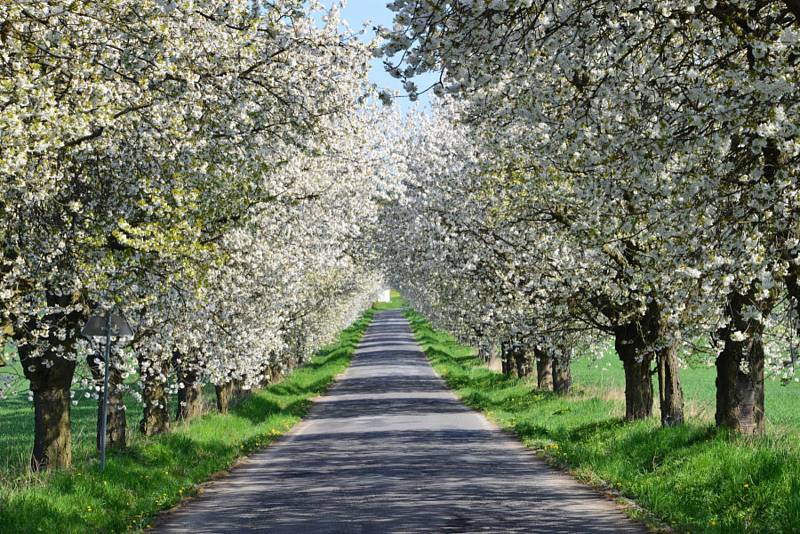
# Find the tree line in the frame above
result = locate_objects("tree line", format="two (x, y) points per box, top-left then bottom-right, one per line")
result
(377, 0), (800, 435)
(0, 0), (397, 471)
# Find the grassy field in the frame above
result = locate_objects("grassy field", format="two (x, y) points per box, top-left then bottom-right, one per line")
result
(407, 310), (800, 533)
(0, 390), (149, 484)
(0, 308), (373, 534)
(573, 354), (800, 431)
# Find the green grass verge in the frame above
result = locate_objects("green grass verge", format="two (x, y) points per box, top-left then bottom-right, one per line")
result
(572, 344), (800, 429)
(1, 388), (149, 483)
(0, 309), (373, 534)
(1, 347), (174, 481)
(406, 309), (800, 534)
(371, 289), (408, 311)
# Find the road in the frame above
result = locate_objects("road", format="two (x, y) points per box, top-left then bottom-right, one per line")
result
(154, 310), (649, 533)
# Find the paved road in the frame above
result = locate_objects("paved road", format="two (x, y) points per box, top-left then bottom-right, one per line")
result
(154, 310), (649, 533)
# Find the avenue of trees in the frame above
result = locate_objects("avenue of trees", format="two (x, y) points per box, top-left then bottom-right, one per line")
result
(3, 0), (800, 479)
(0, 0), (398, 471)
(376, 0), (800, 435)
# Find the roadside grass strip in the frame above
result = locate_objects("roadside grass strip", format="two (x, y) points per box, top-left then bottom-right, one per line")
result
(0, 310), (373, 534)
(405, 309), (800, 534)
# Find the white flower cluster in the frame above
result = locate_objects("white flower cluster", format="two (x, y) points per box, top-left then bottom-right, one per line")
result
(377, 0), (800, 430)
(0, 1), (401, 414)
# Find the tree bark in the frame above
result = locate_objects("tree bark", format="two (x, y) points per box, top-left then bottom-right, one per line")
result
(31, 388), (72, 470)
(656, 343), (684, 426)
(272, 363), (285, 382)
(105, 375), (127, 450)
(513, 346), (531, 377)
(614, 322), (654, 421)
(18, 290), (84, 471)
(215, 379), (245, 413)
(259, 367), (272, 389)
(500, 338), (530, 377)
(500, 340), (513, 376)
(216, 380), (238, 413)
(87, 351), (126, 451)
(139, 357), (170, 436)
(176, 382), (203, 421)
(534, 347), (553, 390)
(552, 349), (572, 394)
(174, 352), (203, 421)
(477, 338), (492, 364)
(622, 353), (653, 420)
(715, 287), (772, 435)
(785, 265), (800, 370)
(486, 342), (502, 372)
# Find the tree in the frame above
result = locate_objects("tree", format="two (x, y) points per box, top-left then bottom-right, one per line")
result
(0, 0), (396, 468)
(381, 0), (800, 433)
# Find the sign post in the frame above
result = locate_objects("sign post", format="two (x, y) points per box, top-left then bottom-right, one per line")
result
(82, 310), (134, 472)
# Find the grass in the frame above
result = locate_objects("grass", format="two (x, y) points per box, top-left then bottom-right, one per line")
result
(1, 340), (156, 481)
(0, 388), (149, 484)
(0, 308), (373, 534)
(371, 289), (407, 311)
(573, 346), (800, 430)
(406, 309), (800, 533)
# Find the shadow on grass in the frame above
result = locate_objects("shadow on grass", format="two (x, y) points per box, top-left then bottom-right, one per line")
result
(0, 308), (374, 534)
(9, 435), (244, 533)
(403, 307), (800, 534)
(231, 395), (310, 425)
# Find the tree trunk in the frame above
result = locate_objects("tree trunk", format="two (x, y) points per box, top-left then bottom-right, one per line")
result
(614, 323), (654, 421)
(87, 351), (126, 451)
(500, 340), (513, 376)
(513, 346), (531, 377)
(785, 265), (800, 370)
(216, 379), (244, 413)
(534, 348), (553, 390)
(272, 363), (285, 382)
(715, 287), (772, 435)
(486, 342), (502, 372)
(622, 354), (653, 420)
(477, 338), (491, 364)
(18, 290), (84, 471)
(656, 343), (684, 427)
(715, 136), (781, 434)
(105, 377), (127, 450)
(177, 383), (203, 421)
(31, 388), (72, 470)
(216, 381), (236, 413)
(174, 352), (203, 421)
(139, 357), (170, 436)
(258, 357), (275, 388)
(552, 349), (572, 394)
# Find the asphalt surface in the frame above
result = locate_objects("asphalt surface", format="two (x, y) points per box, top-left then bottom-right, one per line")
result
(153, 310), (649, 533)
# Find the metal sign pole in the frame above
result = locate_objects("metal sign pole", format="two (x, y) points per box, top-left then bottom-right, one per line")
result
(82, 308), (134, 472)
(99, 311), (112, 472)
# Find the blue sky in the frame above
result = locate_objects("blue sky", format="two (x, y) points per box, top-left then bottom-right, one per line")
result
(317, 1), (439, 112)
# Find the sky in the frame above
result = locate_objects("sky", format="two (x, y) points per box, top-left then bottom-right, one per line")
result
(317, 1), (439, 113)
